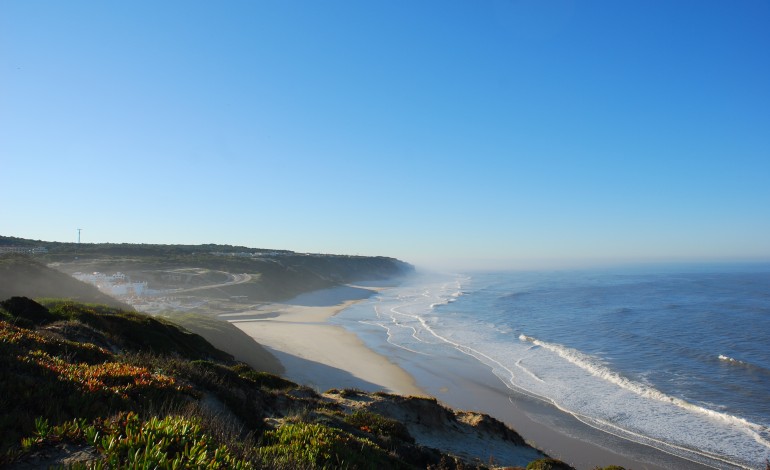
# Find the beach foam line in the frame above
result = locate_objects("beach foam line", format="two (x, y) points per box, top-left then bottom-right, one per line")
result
(403, 312), (761, 468)
(556, 403), (754, 470)
(518, 334), (770, 451)
(380, 301), (557, 405)
(359, 273), (767, 468)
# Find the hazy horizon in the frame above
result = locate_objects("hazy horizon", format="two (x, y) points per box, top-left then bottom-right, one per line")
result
(5, 232), (770, 274)
(2, 1), (768, 271)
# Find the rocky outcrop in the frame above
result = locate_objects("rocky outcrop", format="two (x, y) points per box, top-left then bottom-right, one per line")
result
(326, 391), (546, 468)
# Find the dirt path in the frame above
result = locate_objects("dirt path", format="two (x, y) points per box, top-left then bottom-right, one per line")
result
(167, 272), (252, 293)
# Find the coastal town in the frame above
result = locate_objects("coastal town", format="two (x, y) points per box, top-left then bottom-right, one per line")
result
(71, 271), (191, 312)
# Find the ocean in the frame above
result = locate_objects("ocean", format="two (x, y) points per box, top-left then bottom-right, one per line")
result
(333, 265), (770, 469)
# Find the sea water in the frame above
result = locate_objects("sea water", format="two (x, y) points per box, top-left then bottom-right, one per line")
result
(333, 265), (770, 469)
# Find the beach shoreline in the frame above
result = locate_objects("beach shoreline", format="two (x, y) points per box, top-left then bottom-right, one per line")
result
(225, 285), (424, 396)
(228, 284), (716, 470)
(399, 345), (715, 470)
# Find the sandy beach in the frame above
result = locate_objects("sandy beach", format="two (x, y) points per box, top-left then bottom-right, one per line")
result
(226, 284), (715, 470)
(224, 285), (424, 396)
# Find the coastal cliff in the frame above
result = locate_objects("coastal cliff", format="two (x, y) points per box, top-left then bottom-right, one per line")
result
(0, 296), (571, 469)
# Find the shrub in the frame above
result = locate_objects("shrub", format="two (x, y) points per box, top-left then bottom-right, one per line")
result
(20, 413), (254, 469)
(527, 457), (575, 470)
(19, 350), (188, 399)
(231, 363), (297, 390)
(344, 411), (414, 444)
(258, 422), (405, 469)
(0, 321), (192, 452)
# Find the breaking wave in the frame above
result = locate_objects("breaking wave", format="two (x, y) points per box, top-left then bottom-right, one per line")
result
(335, 270), (770, 469)
(520, 334), (770, 441)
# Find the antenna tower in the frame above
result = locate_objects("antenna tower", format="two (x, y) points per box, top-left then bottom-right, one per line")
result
(77, 228), (82, 244)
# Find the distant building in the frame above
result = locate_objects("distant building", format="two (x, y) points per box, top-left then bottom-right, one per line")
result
(0, 246), (48, 255)
(73, 271), (146, 297)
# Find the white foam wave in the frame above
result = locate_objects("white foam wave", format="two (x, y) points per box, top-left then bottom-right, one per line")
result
(374, 305), (422, 344)
(359, 320), (429, 355)
(519, 334), (770, 447)
(429, 290), (463, 308)
(719, 354), (748, 365)
(718, 355), (770, 378)
(340, 273), (769, 469)
(515, 359), (545, 383)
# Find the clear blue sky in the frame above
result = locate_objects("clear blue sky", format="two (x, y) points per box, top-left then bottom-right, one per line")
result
(2, 1), (769, 269)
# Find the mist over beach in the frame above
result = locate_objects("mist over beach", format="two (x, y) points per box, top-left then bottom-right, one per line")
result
(2, 1), (770, 468)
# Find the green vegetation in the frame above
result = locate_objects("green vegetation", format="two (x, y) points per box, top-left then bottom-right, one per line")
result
(526, 458), (575, 470)
(23, 413), (255, 469)
(1, 297), (553, 469)
(344, 410), (414, 444)
(231, 363), (295, 390)
(258, 422), (405, 469)
(0, 302), (202, 453)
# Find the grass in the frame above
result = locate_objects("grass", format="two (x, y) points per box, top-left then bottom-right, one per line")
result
(22, 413), (255, 469)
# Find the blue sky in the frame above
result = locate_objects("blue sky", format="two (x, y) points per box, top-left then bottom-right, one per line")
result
(2, 1), (769, 269)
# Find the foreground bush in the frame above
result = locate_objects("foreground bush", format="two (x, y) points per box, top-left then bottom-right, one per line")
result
(22, 413), (254, 469)
(344, 410), (414, 444)
(258, 422), (407, 469)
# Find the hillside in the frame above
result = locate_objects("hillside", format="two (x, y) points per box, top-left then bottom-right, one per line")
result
(0, 237), (415, 374)
(1, 236), (415, 306)
(0, 297), (580, 470)
(0, 256), (130, 309)
(0, 256), (284, 374)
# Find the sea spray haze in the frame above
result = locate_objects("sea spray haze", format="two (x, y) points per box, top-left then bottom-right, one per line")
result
(333, 265), (770, 469)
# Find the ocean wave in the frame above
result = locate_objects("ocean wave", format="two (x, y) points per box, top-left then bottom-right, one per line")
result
(430, 297), (459, 309)
(518, 334), (770, 447)
(718, 354), (770, 375)
(427, 281), (466, 309)
(348, 271), (770, 468)
(719, 354), (749, 366)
